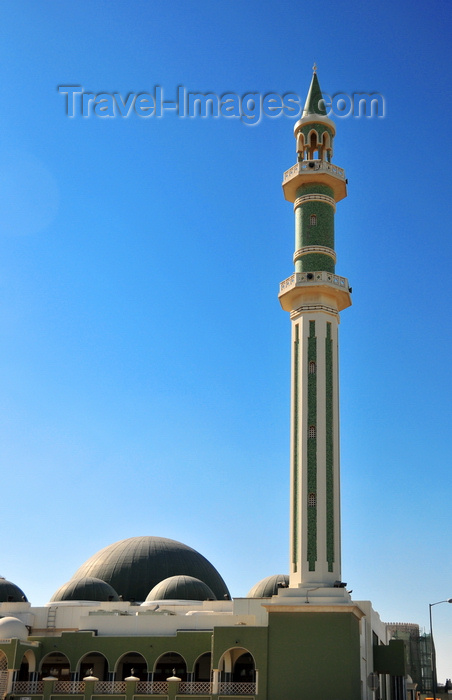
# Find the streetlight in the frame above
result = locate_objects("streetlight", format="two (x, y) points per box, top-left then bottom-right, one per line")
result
(429, 598), (452, 700)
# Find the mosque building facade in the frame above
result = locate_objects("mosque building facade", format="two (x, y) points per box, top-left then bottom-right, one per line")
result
(0, 73), (418, 700)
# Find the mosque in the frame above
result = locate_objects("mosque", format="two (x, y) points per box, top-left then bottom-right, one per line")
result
(0, 72), (419, 700)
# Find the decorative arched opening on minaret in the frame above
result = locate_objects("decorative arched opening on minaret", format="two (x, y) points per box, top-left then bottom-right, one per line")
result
(322, 131), (332, 162)
(296, 132), (305, 162)
(309, 130), (319, 159)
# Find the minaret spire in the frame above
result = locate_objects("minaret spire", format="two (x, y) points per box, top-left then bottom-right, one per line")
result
(279, 72), (352, 597)
(303, 70), (327, 117)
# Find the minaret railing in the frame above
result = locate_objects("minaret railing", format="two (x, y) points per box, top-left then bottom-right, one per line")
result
(279, 271), (350, 294)
(283, 160), (346, 182)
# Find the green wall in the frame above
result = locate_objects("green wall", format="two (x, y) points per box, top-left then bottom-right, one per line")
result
(266, 611), (361, 700)
(26, 629), (213, 675)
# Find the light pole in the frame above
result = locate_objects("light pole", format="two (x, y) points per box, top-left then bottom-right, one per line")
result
(429, 598), (452, 700)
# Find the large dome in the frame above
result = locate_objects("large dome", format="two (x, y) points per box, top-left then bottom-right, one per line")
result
(71, 536), (230, 603)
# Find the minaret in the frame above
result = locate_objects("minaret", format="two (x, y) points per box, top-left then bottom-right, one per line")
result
(279, 69), (352, 593)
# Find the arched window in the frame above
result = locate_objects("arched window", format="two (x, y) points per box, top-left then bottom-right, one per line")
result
(308, 425), (316, 439)
(321, 131), (330, 159)
(308, 493), (316, 507)
(78, 653), (109, 682)
(233, 653), (255, 682)
(154, 653), (187, 682)
(310, 214), (317, 226)
(18, 651), (37, 681)
(116, 652), (148, 681)
(309, 361), (316, 374)
(309, 130), (319, 159)
(219, 648), (255, 684)
(193, 652), (211, 682)
(39, 652), (71, 681)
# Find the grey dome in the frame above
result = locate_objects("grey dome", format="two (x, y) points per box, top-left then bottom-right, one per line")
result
(0, 577), (27, 602)
(146, 575), (216, 602)
(50, 577), (120, 602)
(247, 574), (289, 598)
(71, 536), (230, 603)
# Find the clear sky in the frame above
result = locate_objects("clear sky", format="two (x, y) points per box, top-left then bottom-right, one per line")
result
(1, 0), (452, 683)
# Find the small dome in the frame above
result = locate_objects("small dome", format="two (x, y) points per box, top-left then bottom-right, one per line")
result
(0, 616), (28, 641)
(71, 536), (230, 603)
(247, 574), (289, 598)
(0, 578), (27, 602)
(145, 575), (216, 602)
(50, 577), (119, 602)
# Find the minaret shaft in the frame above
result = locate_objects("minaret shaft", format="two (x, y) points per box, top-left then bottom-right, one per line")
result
(279, 71), (351, 594)
(289, 309), (341, 586)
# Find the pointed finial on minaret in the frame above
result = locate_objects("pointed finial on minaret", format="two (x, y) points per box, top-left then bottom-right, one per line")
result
(303, 70), (327, 117)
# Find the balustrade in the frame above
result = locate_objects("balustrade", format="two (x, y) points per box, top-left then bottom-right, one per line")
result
(12, 677), (256, 696)
(218, 681), (256, 695)
(12, 681), (44, 694)
(283, 160), (345, 182)
(280, 270), (349, 293)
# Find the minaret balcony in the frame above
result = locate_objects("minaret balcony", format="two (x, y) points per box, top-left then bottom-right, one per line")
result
(278, 270), (352, 312)
(282, 160), (347, 203)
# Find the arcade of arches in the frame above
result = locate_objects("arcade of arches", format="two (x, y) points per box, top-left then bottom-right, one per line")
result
(20, 649), (256, 683)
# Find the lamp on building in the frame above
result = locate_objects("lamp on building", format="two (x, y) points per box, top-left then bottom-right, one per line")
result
(429, 598), (452, 700)
(125, 667), (140, 681)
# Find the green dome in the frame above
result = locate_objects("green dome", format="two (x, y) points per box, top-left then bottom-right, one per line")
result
(71, 536), (230, 603)
(247, 574), (289, 598)
(50, 577), (120, 602)
(145, 575), (216, 602)
(0, 577), (27, 602)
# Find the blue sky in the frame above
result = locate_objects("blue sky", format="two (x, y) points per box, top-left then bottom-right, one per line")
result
(1, 0), (452, 682)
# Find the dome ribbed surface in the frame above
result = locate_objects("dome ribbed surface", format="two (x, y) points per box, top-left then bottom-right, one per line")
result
(0, 578), (27, 602)
(71, 536), (230, 603)
(247, 574), (289, 598)
(50, 576), (120, 602)
(146, 575), (216, 602)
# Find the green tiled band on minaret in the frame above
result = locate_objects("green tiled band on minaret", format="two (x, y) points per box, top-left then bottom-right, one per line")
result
(325, 322), (334, 572)
(307, 320), (317, 571)
(294, 183), (335, 273)
(294, 200), (334, 250)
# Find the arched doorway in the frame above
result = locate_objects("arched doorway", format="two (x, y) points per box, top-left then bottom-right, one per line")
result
(193, 652), (211, 681)
(153, 652), (187, 681)
(219, 648), (256, 683)
(78, 652), (109, 681)
(115, 652), (147, 681)
(18, 650), (36, 681)
(39, 652), (70, 680)
(233, 652), (255, 682)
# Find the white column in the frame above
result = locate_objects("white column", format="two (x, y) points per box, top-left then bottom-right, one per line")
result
(289, 307), (341, 589)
